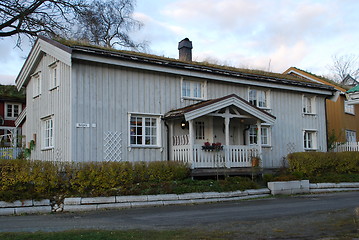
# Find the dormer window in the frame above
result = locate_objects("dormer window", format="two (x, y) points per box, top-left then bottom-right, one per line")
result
(181, 78), (206, 100)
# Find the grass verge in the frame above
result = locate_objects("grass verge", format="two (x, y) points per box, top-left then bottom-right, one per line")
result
(0, 229), (234, 240)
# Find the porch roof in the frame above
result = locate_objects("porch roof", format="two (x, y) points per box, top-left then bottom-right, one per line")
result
(164, 94), (276, 124)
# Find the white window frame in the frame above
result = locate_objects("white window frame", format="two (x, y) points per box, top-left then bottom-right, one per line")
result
(248, 88), (270, 109)
(42, 116), (54, 150)
(32, 72), (41, 98)
(344, 100), (355, 115)
(303, 130), (317, 150)
(345, 130), (356, 142)
(49, 62), (59, 90)
(249, 125), (271, 146)
(4, 103), (22, 120)
(129, 113), (161, 148)
(302, 95), (316, 114)
(181, 78), (207, 100)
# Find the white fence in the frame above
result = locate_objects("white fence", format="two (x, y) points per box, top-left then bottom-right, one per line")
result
(0, 147), (23, 159)
(332, 142), (359, 152)
(172, 144), (259, 169)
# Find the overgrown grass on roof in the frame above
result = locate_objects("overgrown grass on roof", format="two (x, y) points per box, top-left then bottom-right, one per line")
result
(54, 37), (319, 85)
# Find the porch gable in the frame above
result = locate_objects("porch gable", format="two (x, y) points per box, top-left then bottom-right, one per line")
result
(165, 94), (276, 124)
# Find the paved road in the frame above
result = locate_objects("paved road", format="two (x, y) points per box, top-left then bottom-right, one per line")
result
(0, 191), (358, 238)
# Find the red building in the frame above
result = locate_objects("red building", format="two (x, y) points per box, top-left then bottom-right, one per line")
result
(0, 85), (26, 147)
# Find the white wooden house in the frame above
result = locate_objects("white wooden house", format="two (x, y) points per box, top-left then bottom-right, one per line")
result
(16, 36), (336, 169)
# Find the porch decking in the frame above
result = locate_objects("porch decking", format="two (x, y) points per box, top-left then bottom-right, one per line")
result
(172, 144), (260, 169)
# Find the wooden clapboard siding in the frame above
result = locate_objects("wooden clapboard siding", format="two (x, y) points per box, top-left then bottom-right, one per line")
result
(25, 53), (72, 161)
(69, 60), (329, 166)
(326, 95), (359, 142)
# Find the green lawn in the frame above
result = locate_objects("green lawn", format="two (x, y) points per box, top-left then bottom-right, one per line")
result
(0, 229), (233, 240)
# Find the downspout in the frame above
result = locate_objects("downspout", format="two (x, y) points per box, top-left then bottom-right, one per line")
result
(324, 96), (329, 151)
(163, 119), (170, 161)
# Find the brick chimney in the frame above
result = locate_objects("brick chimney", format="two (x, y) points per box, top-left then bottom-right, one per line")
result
(178, 38), (192, 62)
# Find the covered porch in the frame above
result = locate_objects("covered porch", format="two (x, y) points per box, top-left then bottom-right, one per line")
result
(165, 94), (276, 169)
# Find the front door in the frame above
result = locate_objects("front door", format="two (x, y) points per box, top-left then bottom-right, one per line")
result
(194, 117), (213, 144)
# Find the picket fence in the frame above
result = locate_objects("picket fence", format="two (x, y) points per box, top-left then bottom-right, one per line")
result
(0, 147), (23, 159)
(332, 142), (359, 152)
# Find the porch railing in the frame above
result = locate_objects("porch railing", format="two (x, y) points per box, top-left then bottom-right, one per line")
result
(0, 147), (23, 159)
(332, 142), (359, 152)
(173, 144), (260, 169)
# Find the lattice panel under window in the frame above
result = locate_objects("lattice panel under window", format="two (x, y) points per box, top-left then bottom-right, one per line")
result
(104, 132), (122, 161)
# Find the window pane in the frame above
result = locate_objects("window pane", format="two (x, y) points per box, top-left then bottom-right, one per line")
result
(193, 82), (201, 98)
(182, 81), (190, 97)
(261, 127), (268, 145)
(249, 90), (256, 106)
(14, 105), (19, 117)
(257, 90), (266, 108)
(130, 116), (143, 145)
(7, 104), (12, 117)
(249, 125), (257, 144)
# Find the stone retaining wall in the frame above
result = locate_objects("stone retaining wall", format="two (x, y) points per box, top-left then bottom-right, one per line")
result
(1, 182), (358, 216)
(0, 189), (270, 216)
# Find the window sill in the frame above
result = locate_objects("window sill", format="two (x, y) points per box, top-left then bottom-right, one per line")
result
(302, 113), (316, 116)
(33, 94), (41, 99)
(4, 117), (17, 120)
(41, 147), (54, 151)
(49, 86), (59, 91)
(304, 148), (317, 151)
(344, 112), (355, 116)
(181, 97), (206, 101)
(128, 145), (161, 149)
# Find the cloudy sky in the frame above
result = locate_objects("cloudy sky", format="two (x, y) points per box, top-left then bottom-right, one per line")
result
(0, 0), (358, 85)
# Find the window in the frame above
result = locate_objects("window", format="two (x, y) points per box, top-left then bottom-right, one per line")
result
(249, 125), (271, 146)
(43, 117), (54, 149)
(346, 130), (356, 142)
(130, 115), (160, 147)
(32, 72), (41, 98)
(195, 121), (205, 140)
(49, 63), (59, 89)
(5, 103), (21, 119)
(303, 130), (317, 150)
(249, 89), (269, 108)
(303, 96), (316, 114)
(344, 100), (355, 115)
(181, 79), (206, 99)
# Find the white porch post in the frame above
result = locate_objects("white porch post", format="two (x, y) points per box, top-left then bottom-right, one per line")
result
(188, 120), (195, 168)
(256, 120), (262, 166)
(224, 108), (230, 168)
(169, 122), (174, 160)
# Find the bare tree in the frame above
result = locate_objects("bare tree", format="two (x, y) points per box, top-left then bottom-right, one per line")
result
(0, 0), (145, 50)
(0, 0), (84, 46)
(75, 0), (145, 50)
(328, 54), (359, 82)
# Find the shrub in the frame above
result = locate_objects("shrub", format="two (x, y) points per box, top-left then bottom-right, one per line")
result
(287, 152), (359, 176)
(0, 160), (191, 201)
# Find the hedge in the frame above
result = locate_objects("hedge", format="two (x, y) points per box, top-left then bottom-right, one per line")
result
(0, 160), (190, 202)
(287, 152), (359, 176)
